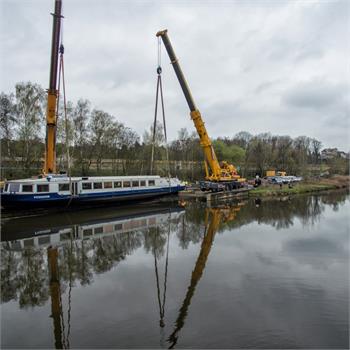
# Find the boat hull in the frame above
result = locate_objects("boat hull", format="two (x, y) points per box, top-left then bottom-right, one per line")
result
(1, 185), (185, 209)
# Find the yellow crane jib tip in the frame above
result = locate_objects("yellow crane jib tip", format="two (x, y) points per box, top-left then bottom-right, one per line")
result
(156, 29), (168, 37)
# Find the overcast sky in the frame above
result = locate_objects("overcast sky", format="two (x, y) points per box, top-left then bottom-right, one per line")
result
(1, 0), (349, 150)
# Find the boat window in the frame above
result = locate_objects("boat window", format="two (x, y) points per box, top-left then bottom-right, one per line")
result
(114, 181), (122, 188)
(9, 183), (20, 192)
(59, 183), (70, 191)
(93, 182), (103, 189)
(140, 180), (146, 187)
(23, 239), (34, 247)
(38, 236), (50, 245)
(132, 181), (139, 187)
(83, 229), (93, 237)
(22, 184), (33, 192)
(82, 182), (92, 190)
(148, 180), (155, 186)
(104, 182), (112, 189)
(114, 223), (122, 231)
(94, 227), (103, 234)
(4, 184), (9, 192)
(37, 184), (49, 193)
(60, 233), (71, 241)
(123, 181), (131, 188)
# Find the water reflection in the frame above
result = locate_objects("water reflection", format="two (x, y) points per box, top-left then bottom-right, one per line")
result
(1, 191), (349, 349)
(2, 204), (187, 349)
(48, 247), (65, 349)
(167, 206), (242, 348)
(220, 191), (348, 230)
(2, 205), (184, 298)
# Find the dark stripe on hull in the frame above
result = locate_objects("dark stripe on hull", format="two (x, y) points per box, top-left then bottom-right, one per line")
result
(1, 186), (185, 209)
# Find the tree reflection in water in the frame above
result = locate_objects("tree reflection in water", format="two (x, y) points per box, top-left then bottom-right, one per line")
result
(0, 191), (348, 348)
(0, 247), (49, 307)
(1, 208), (185, 348)
(2, 193), (348, 309)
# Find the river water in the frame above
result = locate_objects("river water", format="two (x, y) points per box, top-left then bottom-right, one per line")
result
(1, 191), (349, 349)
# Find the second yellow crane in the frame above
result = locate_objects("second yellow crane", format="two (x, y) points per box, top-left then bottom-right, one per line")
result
(156, 29), (246, 191)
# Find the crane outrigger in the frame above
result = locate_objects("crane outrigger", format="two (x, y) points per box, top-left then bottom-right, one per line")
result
(156, 30), (246, 191)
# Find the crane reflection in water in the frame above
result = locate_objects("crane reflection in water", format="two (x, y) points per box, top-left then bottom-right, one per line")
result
(150, 202), (244, 348)
(2, 192), (343, 348)
(48, 246), (71, 349)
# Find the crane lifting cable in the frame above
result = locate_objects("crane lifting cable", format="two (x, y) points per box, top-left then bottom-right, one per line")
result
(55, 13), (70, 178)
(150, 37), (171, 178)
(56, 28), (73, 206)
(58, 44), (71, 178)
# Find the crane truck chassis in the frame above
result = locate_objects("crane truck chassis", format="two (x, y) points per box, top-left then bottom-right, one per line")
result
(199, 180), (242, 192)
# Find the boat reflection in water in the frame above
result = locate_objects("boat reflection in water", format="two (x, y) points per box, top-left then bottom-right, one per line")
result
(2, 192), (348, 349)
(1, 200), (245, 349)
(2, 203), (187, 349)
(2, 204), (184, 250)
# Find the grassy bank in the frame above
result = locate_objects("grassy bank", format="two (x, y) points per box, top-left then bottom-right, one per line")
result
(249, 175), (349, 197)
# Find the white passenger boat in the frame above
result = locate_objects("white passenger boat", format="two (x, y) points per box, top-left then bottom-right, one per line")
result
(1, 175), (185, 209)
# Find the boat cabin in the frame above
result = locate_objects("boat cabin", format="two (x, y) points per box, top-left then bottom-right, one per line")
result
(2, 175), (162, 195)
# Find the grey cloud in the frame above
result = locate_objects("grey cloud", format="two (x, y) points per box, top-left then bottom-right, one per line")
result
(305, 0), (350, 34)
(294, 47), (324, 62)
(1, 0), (349, 149)
(283, 237), (346, 256)
(266, 38), (296, 61)
(283, 80), (347, 110)
(255, 79), (282, 94)
(282, 235), (349, 270)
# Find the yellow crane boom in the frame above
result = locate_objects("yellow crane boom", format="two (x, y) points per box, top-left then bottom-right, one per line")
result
(156, 29), (244, 186)
(44, 0), (63, 174)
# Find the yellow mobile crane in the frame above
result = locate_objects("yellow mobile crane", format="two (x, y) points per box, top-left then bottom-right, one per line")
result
(156, 29), (245, 191)
(44, 0), (63, 174)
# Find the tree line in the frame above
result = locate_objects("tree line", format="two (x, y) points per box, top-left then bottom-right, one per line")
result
(1, 82), (348, 180)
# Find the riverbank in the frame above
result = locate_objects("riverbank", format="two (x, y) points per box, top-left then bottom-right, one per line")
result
(249, 175), (349, 197)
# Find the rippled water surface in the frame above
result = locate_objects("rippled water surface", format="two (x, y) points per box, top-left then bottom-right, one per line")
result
(1, 191), (349, 349)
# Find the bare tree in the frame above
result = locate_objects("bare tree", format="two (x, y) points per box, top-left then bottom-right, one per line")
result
(143, 121), (165, 146)
(56, 100), (74, 171)
(233, 131), (253, 150)
(293, 136), (311, 175)
(72, 99), (91, 174)
(247, 136), (271, 176)
(311, 138), (322, 165)
(0, 92), (16, 157)
(89, 109), (114, 172)
(15, 82), (45, 171)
